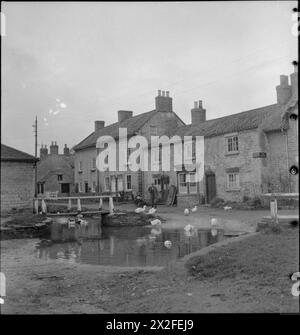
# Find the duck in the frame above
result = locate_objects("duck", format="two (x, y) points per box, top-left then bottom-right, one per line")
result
(151, 227), (162, 236)
(150, 219), (161, 226)
(79, 219), (88, 227)
(191, 205), (198, 213)
(184, 208), (190, 216)
(164, 240), (172, 248)
(211, 228), (218, 237)
(135, 205), (147, 213)
(211, 218), (218, 227)
(223, 206), (232, 211)
(68, 218), (76, 228)
(148, 207), (157, 215)
(184, 224), (195, 232)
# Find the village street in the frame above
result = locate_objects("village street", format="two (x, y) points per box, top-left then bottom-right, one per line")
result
(1, 205), (298, 314)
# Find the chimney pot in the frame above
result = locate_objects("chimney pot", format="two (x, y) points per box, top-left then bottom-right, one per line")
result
(194, 101), (198, 108)
(155, 90), (173, 112)
(166, 91), (169, 97)
(158, 90), (161, 96)
(118, 110), (133, 123)
(95, 120), (105, 131)
(280, 75), (289, 87)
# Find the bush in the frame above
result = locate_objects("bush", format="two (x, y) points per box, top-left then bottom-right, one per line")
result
(242, 195), (250, 203)
(247, 196), (262, 208)
(210, 197), (225, 207)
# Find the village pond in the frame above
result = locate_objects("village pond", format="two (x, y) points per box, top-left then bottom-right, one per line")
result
(34, 217), (228, 267)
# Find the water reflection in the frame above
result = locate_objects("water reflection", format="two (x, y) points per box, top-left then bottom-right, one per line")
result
(35, 219), (226, 267)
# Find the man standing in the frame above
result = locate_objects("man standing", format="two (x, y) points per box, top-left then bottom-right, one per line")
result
(148, 183), (158, 208)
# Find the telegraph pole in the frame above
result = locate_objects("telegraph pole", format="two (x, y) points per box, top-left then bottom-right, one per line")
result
(33, 116), (38, 197)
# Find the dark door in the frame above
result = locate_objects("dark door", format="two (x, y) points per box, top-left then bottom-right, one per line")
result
(206, 172), (216, 203)
(61, 183), (70, 194)
(85, 182), (89, 193)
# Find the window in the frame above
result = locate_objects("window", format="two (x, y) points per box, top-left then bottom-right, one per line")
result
(57, 174), (63, 181)
(38, 183), (44, 194)
(104, 177), (110, 191)
(178, 173), (187, 193)
(153, 176), (161, 191)
(178, 172), (198, 194)
(126, 175), (132, 190)
(149, 126), (157, 136)
(91, 157), (96, 170)
(117, 175), (123, 192)
(226, 135), (239, 153)
(91, 181), (96, 192)
(188, 172), (197, 193)
(78, 182), (83, 193)
(227, 172), (240, 190)
(78, 161), (83, 171)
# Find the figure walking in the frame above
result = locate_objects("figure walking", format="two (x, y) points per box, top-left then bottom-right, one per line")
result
(148, 183), (158, 208)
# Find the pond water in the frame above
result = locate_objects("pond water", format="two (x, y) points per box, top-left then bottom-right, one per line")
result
(34, 218), (226, 267)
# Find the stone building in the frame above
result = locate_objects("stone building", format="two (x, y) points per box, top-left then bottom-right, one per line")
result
(73, 68), (298, 206)
(37, 142), (75, 196)
(1, 144), (38, 212)
(73, 91), (185, 201)
(174, 68), (298, 206)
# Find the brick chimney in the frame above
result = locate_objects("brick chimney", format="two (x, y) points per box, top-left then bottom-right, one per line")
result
(118, 110), (133, 123)
(290, 63), (298, 100)
(155, 90), (173, 112)
(63, 144), (70, 155)
(191, 100), (206, 125)
(95, 120), (105, 131)
(276, 75), (292, 105)
(40, 144), (48, 160)
(50, 141), (59, 155)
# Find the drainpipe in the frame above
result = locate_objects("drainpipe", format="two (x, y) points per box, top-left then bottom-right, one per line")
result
(284, 130), (291, 193)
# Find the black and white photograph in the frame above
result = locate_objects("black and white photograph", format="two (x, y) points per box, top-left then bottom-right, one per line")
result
(0, 1), (299, 318)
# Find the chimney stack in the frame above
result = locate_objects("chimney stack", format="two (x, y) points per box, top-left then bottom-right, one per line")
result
(276, 74), (292, 105)
(155, 89), (173, 112)
(63, 144), (70, 156)
(50, 141), (59, 155)
(191, 100), (206, 125)
(290, 64), (298, 100)
(40, 144), (48, 160)
(118, 110), (133, 123)
(95, 120), (105, 131)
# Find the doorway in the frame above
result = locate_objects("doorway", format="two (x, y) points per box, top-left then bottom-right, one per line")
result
(206, 171), (216, 203)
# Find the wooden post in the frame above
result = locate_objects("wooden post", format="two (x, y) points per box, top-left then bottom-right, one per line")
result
(77, 198), (82, 212)
(270, 198), (278, 224)
(99, 197), (103, 210)
(67, 198), (72, 211)
(41, 199), (47, 214)
(109, 196), (114, 214)
(34, 199), (39, 214)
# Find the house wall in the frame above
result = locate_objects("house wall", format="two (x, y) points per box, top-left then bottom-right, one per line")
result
(1, 161), (35, 211)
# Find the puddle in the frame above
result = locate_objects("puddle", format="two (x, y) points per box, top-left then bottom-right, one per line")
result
(34, 218), (227, 267)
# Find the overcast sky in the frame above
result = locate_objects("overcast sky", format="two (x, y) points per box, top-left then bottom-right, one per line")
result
(1, 1), (298, 155)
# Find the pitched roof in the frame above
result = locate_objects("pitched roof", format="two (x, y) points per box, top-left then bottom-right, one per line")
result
(73, 110), (157, 151)
(1, 144), (38, 163)
(174, 103), (280, 138)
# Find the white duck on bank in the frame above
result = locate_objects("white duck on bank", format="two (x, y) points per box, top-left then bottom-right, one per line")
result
(223, 206), (232, 211)
(148, 207), (157, 215)
(184, 208), (190, 216)
(191, 205), (198, 213)
(135, 205), (147, 213)
(164, 240), (172, 248)
(150, 219), (161, 226)
(184, 224), (195, 232)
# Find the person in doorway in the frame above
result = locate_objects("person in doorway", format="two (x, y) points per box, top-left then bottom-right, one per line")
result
(148, 183), (158, 208)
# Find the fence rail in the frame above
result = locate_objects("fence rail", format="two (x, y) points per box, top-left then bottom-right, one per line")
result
(33, 195), (116, 215)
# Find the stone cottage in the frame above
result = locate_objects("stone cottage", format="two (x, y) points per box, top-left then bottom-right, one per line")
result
(174, 68), (298, 206)
(1, 144), (38, 212)
(37, 142), (75, 196)
(73, 91), (185, 202)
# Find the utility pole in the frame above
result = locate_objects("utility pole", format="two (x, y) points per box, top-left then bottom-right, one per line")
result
(33, 116), (38, 197)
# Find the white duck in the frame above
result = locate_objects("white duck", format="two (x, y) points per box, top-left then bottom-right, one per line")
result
(223, 206), (232, 211)
(184, 224), (195, 232)
(136, 237), (147, 246)
(150, 219), (161, 226)
(164, 240), (172, 248)
(151, 227), (162, 236)
(211, 218), (218, 227)
(184, 208), (190, 216)
(191, 205), (198, 213)
(135, 205), (147, 213)
(148, 207), (157, 215)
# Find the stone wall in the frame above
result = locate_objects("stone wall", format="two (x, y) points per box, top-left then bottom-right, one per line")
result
(1, 161), (35, 212)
